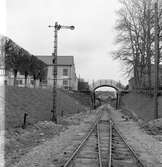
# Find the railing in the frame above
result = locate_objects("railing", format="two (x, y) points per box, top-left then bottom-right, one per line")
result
(90, 79), (124, 90)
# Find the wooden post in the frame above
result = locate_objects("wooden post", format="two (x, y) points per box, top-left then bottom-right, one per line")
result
(22, 113), (28, 129)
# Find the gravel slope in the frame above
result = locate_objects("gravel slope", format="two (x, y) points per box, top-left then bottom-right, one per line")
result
(121, 92), (162, 121)
(6, 109), (99, 167)
(5, 103), (162, 167)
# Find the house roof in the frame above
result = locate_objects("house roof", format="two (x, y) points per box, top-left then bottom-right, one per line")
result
(36, 56), (74, 66)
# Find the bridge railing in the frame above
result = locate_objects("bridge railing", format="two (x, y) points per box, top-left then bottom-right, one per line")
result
(90, 79), (125, 90)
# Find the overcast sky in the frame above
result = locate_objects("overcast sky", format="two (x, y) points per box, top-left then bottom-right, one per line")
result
(5, 0), (128, 85)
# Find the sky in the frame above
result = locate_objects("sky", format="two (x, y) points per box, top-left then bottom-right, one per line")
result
(4, 0), (128, 85)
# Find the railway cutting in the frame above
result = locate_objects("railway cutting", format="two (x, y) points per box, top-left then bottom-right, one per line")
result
(59, 109), (145, 167)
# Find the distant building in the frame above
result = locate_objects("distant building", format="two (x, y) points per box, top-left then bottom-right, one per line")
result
(5, 71), (40, 87)
(78, 78), (89, 92)
(129, 64), (162, 89)
(37, 56), (78, 90)
(4, 55), (78, 89)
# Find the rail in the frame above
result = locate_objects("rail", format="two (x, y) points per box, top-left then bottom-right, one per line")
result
(111, 120), (146, 167)
(97, 123), (102, 167)
(108, 120), (112, 167)
(61, 111), (145, 167)
(62, 110), (103, 167)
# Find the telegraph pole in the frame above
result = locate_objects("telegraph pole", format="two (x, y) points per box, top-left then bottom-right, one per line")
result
(154, 1), (159, 119)
(48, 22), (75, 123)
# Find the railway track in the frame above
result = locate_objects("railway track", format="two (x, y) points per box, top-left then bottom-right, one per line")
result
(60, 110), (145, 167)
(111, 123), (145, 167)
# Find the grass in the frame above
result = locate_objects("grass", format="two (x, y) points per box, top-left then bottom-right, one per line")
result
(121, 92), (162, 122)
(4, 86), (92, 166)
(5, 86), (91, 129)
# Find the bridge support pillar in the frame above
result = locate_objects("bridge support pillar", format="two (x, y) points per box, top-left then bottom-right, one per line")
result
(90, 80), (124, 110)
(116, 91), (121, 109)
(91, 91), (96, 109)
(93, 92), (96, 109)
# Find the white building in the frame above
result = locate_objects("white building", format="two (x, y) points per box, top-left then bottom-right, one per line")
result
(37, 56), (78, 90)
(2, 54), (78, 90)
(4, 71), (40, 87)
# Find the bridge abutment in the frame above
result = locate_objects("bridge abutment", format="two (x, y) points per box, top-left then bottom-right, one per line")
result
(90, 79), (124, 109)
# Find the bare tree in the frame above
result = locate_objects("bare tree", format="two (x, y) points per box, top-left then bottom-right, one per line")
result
(113, 0), (161, 89)
(4, 36), (47, 87)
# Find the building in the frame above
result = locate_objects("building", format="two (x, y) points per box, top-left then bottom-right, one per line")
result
(78, 78), (89, 92)
(36, 56), (78, 90)
(129, 64), (162, 90)
(5, 71), (40, 87)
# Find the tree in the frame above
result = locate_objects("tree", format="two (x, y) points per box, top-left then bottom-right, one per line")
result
(37, 60), (47, 87)
(4, 36), (47, 88)
(29, 56), (39, 88)
(5, 38), (33, 87)
(29, 56), (47, 88)
(5, 39), (22, 86)
(113, 0), (162, 89)
(18, 49), (31, 87)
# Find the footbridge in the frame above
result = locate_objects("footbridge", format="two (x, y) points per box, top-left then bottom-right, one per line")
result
(90, 79), (125, 91)
(90, 79), (125, 109)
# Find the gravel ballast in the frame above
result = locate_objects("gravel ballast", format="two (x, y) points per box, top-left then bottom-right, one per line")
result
(108, 104), (162, 167)
(8, 109), (99, 167)
(6, 104), (162, 167)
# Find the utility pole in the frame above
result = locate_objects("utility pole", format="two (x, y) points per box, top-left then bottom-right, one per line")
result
(48, 22), (75, 123)
(154, 1), (159, 119)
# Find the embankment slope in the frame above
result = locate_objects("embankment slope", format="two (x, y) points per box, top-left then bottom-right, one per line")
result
(5, 86), (91, 129)
(121, 92), (162, 121)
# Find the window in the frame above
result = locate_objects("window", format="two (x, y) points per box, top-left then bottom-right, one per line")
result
(63, 79), (68, 86)
(16, 79), (23, 85)
(63, 68), (68, 76)
(30, 80), (34, 85)
(4, 80), (7, 85)
(63, 79), (69, 89)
